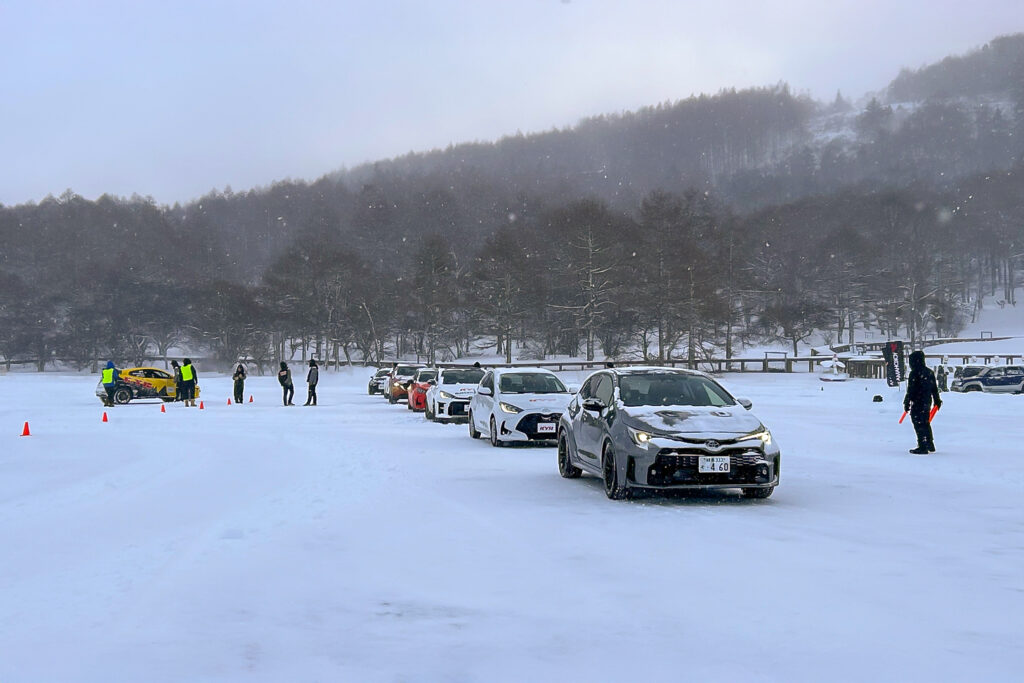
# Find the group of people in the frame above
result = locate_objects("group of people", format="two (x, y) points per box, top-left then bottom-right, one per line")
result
(100, 357), (320, 408)
(277, 359), (319, 406)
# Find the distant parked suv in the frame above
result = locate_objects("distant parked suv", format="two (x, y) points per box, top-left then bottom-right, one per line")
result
(557, 367), (779, 500)
(951, 364), (1024, 393)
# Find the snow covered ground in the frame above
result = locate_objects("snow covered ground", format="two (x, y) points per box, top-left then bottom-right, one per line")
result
(2, 369), (1022, 681)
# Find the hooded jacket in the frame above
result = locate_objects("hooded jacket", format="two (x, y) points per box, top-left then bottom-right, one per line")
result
(904, 351), (941, 412)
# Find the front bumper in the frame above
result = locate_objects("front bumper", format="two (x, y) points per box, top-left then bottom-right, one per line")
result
(624, 438), (780, 489)
(435, 398), (470, 419)
(494, 411), (562, 442)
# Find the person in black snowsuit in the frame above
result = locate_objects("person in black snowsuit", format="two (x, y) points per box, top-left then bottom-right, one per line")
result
(232, 363), (247, 404)
(278, 361), (294, 406)
(304, 359), (319, 406)
(936, 363), (948, 392)
(904, 350), (942, 454)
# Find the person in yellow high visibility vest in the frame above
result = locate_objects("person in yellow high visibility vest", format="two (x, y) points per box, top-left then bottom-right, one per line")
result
(179, 358), (198, 407)
(101, 361), (120, 406)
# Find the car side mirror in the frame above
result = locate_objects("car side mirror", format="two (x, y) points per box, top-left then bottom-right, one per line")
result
(737, 397), (753, 410)
(478, 386), (493, 396)
(582, 398), (605, 412)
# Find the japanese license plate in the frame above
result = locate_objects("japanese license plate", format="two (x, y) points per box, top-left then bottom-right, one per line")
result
(537, 422), (557, 434)
(698, 456), (730, 473)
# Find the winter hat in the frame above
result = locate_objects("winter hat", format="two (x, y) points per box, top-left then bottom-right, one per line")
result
(309, 359), (317, 367)
(280, 361), (288, 370)
(909, 350), (926, 370)
(183, 358), (192, 365)
(106, 360), (115, 369)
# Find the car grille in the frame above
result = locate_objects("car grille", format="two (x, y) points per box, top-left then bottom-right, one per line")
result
(648, 449), (770, 487)
(447, 401), (467, 416)
(515, 413), (561, 439)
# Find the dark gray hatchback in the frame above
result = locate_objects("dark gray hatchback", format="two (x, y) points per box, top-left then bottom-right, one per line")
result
(557, 368), (780, 500)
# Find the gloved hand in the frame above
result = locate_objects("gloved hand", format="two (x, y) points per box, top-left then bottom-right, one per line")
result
(935, 400), (942, 409)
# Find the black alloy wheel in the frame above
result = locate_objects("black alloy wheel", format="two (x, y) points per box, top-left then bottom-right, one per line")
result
(558, 432), (582, 479)
(603, 443), (627, 500)
(113, 386), (133, 405)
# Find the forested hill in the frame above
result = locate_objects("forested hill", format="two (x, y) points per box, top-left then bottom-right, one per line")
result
(886, 33), (1024, 103)
(1, 35), (1023, 370)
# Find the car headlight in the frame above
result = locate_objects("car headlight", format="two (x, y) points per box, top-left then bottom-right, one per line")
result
(499, 401), (523, 414)
(743, 429), (773, 446)
(627, 426), (653, 448)
(439, 390), (455, 399)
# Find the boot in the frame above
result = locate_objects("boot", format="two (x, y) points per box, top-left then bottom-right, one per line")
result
(909, 446), (929, 455)
(927, 442), (936, 453)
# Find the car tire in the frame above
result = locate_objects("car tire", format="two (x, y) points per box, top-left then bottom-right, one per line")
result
(558, 432), (582, 479)
(603, 443), (627, 499)
(113, 386), (133, 405)
(468, 411), (481, 439)
(388, 391), (397, 404)
(368, 386), (375, 395)
(489, 416), (503, 447)
(425, 401), (435, 421)
(742, 486), (775, 499)
(965, 384), (981, 393)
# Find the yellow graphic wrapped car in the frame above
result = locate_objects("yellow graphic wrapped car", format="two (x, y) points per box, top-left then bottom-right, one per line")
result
(94, 367), (200, 405)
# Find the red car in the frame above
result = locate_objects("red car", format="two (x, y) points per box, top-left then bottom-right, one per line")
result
(407, 368), (439, 411)
(386, 364), (425, 404)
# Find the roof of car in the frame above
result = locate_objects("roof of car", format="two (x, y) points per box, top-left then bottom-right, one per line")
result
(606, 366), (705, 377)
(492, 366), (559, 375)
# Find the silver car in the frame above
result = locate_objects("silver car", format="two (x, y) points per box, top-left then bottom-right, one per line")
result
(557, 368), (780, 500)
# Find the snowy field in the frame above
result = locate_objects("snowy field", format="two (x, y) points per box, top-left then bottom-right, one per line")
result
(2, 369), (1022, 682)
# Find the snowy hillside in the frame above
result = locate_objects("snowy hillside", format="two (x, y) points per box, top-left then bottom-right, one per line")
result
(2, 369), (1021, 681)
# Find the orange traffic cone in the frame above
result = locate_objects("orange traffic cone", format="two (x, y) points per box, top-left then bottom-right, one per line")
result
(227, 398), (232, 405)
(102, 412), (108, 422)
(199, 401), (205, 410)
(160, 404), (166, 413)
(21, 421), (30, 436)
(249, 395), (253, 403)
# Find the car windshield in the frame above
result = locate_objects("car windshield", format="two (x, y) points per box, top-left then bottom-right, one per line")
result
(416, 370), (438, 382)
(498, 372), (568, 394)
(958, 367), (984, 378)
(443, 369), (485, 385)
(395, 367), (419, 378)
(619, 374), (735, 407)
(374, 369), (390, 377)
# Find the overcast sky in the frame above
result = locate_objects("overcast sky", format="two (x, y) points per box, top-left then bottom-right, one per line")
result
(1, 0), (1021, 206)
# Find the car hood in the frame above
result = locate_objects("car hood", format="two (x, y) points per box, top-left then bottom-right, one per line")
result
(440, 383), (479, 396)
(623, 404), (762, 435)
(500, 393), (573, 411)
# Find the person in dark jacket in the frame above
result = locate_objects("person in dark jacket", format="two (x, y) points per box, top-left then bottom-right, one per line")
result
(904, 350), (942, 454)
(180, 358), (198, 407)
(101, 361), (120, 406)
(171, 360), (183, 402)
(232, 363), (247, 404)
(278, 361), (294, 406)
(304, 359), (319, 406)
(936, 362), (948, 392)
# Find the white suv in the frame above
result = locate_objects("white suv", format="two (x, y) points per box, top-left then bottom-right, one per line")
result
(468, 368), (573, 447)
(425, 366), (486, 421)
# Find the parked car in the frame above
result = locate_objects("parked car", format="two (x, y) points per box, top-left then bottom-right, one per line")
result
(468, 368), (572, 446)
(424, 366), (486, 421)
(94, 366), (199, 405)
(951, 364), (1024, 393)
(556, 367), (779, 500)
(386, 363), (425, 404)
(407, 368), (439, 411)
(368, 368), (391, 395)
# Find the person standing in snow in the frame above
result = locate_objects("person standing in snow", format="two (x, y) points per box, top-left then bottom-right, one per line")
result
(180, 358), (198, 407)
(278, 361), (295, 406)
(303, 359), (319, 406)
(232, 363), (247, 404)
(936, 362), (948, 392)
(171, 359), (183, 401)
(101, 361), (120, 406)
(904, 350), (941, 454)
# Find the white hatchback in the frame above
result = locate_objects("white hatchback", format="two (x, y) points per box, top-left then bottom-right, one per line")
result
(425, 366), (486, 421)
(468, 368), (573, 446)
